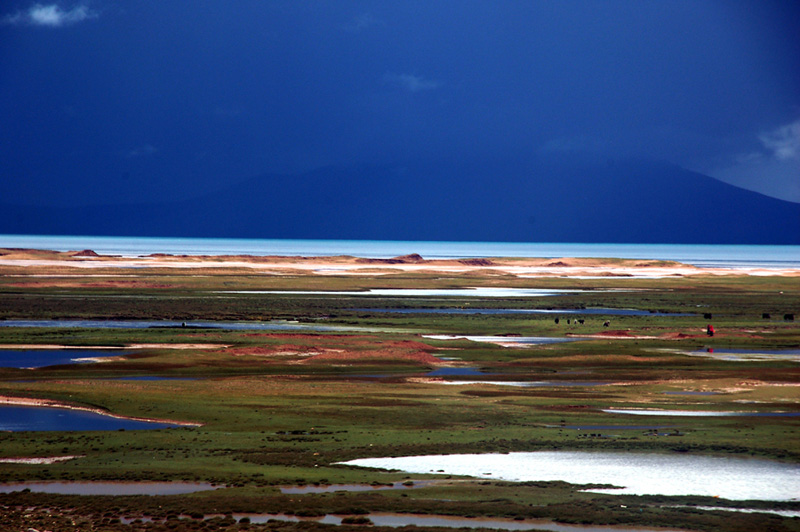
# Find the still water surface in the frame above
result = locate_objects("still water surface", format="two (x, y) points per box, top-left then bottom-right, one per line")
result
(0, 481), (218, 495)
(341, 451), (800, 501)
(3, 235), (798, 268)
(0, 349), (125, 368)
(359, 307), (692, 316)
(0, 319), (366, 332)
(0, 405), (181, 431)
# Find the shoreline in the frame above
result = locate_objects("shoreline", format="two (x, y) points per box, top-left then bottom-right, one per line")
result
(0, 394), (201, 427)
(2, 248), (798, 277)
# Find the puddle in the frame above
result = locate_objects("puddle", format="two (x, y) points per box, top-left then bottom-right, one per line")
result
(0, 405), (184, 431)
(603, 408), (800, 417)
(0, 349), (127, 368)
(0, 481), (218, 495)
(340, 451), (800, 501)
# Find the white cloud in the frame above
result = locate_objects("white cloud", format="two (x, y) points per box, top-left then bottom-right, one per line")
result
(344, 13), (381, 32)
(759, 119), (800, 161)
(126, 144), (158, 158)
(383, 73), (442, 93)
(3, 3), (98, 27)
(705, 118), (800, 203)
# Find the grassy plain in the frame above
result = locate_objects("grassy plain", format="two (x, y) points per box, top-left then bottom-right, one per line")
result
(0, 250), (798, 532)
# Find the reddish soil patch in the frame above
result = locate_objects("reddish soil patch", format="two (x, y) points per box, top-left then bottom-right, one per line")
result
(225, 335), (441, 365)
(304, 345), (441, 365)
(659, 332), (706, 339)
(242, 333), (372, 340)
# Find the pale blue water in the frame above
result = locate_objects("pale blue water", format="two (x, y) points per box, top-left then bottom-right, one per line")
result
(2, 235), (798, 268)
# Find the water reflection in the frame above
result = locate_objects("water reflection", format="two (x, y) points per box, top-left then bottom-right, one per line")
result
(0, 320), (369, 332)
(435, 380), (607, 387)
(358, 307), (692, 316)
(687, 348), (800, 362)
(220, 288), (581, 297)
(423, 335), (577, 346)
(229, 512), (685, 532)
(341, 451), (800, 501)
(0, 405), (183, 431)
(0, 481), (218, 495)
(0, 349), (126, 368)
(603, 408), (800, 417)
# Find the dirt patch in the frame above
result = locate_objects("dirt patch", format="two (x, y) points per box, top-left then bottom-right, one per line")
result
(224, 336), (441, 365)
(303, 348), (441, 365)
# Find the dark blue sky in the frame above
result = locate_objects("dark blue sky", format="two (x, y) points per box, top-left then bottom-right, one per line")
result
(2, 0), (799, 209)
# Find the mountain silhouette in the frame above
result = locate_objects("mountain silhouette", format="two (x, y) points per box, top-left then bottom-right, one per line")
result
(3, 157), (799, 244)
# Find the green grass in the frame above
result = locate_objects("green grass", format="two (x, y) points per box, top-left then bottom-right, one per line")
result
(0, 265), (798, 531)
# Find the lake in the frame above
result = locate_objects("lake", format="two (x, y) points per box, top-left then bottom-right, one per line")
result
(2, 235), (799, 268)
(340, 451), (800, 501)
(0, 405), (183, 431)
(0, 348), (126, 368)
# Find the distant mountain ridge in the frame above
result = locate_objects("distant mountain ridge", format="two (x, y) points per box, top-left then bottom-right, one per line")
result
(3, 158), (799, 244)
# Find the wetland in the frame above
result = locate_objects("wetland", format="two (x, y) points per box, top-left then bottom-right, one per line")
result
(0, 246), (798, 532)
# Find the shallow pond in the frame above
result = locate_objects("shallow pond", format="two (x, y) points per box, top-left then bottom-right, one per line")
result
(220, 288), (581, 297)
(0, 349), (126, 368)
(435, 380), (607, 388)
(358, 307), (692, 316)
(0, 481), (218, 495)
(687, 348), (800, 362)
(603, 408), (800, 417)
(227, 512), (685, 532)
(424, 334), (578, 347)
(0, 405), (182, 431)
(425, 367), (489, 376)
(560, 425), (675, 430)
(0, 319), (368, 332)
(340, 451), (800, 501)
(671, 506), (800, 518)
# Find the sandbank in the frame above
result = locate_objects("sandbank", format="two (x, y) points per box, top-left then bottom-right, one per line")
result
(2, 248), (798, 277)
